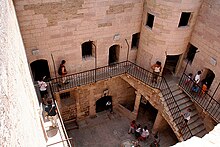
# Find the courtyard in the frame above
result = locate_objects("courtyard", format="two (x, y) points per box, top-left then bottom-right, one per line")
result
(68, 109), (178, 147)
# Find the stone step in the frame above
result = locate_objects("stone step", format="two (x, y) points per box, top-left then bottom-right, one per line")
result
(64, 118), (79, 131)
(176, 98), (192, 106)
(190, 123), (206, 135)
(195, 129), (207, 138)
(171, 89), (184, 97)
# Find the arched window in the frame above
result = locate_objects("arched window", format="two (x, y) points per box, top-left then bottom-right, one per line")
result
(30, 59), (50, 81)
(81, 41), (95, 59)
(108, 45), (120, 65)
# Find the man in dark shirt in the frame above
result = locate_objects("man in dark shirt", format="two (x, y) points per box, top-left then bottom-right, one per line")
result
(45, 99), (57, 127)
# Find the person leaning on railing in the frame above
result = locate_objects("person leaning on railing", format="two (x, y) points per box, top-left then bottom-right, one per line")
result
(151, 61), (162, 84)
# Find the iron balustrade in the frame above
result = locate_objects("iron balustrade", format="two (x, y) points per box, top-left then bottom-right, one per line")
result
(179, 73), (220, 123)
(49, 61), (193, 140)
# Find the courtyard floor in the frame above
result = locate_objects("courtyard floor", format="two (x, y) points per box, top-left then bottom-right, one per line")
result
(68, 110), (178, 147)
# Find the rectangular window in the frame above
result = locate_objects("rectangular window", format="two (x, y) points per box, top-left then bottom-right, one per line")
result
(131, 33), (140, 49)
(186, 43), (198, 64)
(178, 12), (191, 27)
(146, 13), (155, 29)
(60, 92), (71, 99)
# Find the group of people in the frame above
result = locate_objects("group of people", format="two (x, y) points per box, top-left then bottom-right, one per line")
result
(36, 60), (68, 128)
(128, 120), (150, 141)
(185, 70), (208, 96)
(128, 120), (160, 146)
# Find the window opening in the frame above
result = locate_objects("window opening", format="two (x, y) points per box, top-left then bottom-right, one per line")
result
(146, 13), (155, 29)
(186, 43), (198, 64)
(131, 33), (140, 49)
(178, 12), (191, 27)
(60, 92), (71, 99)
(82, 41), (93, 58)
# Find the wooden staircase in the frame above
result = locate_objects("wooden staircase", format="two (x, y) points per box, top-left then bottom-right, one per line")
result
(167, 80), (207, 138)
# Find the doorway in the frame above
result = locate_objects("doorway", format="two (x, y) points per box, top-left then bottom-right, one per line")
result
(163, 55), (180, 76)
(137, 96), (158, 127)
(96, 96), (112, 113)
(108, 45), (120, 65)
(30, 59), (51, 81)
(202, 69), (215, 89)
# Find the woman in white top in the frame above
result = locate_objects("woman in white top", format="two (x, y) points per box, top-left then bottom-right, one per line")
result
(139, 126), (149, 141)
(151, 61), (162, 83)
(192, 71), (202, 92)
(38, 76), (48, 104)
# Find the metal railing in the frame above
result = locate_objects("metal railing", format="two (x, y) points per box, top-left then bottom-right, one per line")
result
(49, 61), (192, 140)
(179, 73), (220, 123)
(34, 84), (72, 147)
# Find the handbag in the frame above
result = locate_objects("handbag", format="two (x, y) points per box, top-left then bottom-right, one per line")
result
(44, 106), (53, 117)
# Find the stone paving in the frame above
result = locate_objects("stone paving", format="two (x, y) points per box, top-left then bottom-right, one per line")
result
(68, 110), (178, 147)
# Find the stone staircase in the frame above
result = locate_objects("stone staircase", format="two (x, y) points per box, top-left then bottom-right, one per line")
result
(167, 80), (207, 138)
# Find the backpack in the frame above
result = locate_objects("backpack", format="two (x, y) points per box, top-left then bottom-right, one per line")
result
(58, 66), (62, 75)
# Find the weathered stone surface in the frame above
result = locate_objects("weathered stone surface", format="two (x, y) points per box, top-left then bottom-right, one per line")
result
(0, 0), (46, 146)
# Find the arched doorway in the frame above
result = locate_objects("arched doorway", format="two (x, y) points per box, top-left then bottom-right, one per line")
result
(30, 59), (51, 81)
(96, 96), (112, 113)
(202, 69), (215, 89)
(108, 45), (120, 65)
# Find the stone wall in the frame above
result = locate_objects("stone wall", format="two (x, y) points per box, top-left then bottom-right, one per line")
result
(137, 0), (202, 73)
(14, 0), (143, 77)
(55, 76), (137, 120)
(0, 0), (46, 146)
(187, 0), (220, 100)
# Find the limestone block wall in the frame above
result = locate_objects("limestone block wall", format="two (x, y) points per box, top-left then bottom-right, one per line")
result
(14, 0), (143, 77)
(187, 0), (220, 100)
(136, 0), (202, 71)
(55, 76), (137, 120)
(0, 0), (46, 146)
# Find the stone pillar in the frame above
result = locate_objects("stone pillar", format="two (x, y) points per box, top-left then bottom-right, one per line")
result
(132, 91), (141, 119)
(89, 88), (97, 118)
(152, 112), (166, 135)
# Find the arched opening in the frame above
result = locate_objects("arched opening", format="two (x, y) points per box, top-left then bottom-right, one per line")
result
(202, 69), (215, 89)
(81, 41), (95, 59)
(96, 96), (112, 113)
(108, 45), (120, 65)
(30, 59), (50, 81)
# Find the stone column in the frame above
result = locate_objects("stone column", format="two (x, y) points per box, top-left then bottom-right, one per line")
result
(152, 112), (166, 135)
(89, 88), (97, 118)
(132, 91), (141, 119)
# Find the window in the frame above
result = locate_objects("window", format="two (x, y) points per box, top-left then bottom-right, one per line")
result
(186, 43), (198, 64)
(146, 13), (155, 29)
(82, 41), (94, 58)
(178, 12), (191, 27)
(60, 92), (70, 99)
(131, 33), (140, 49)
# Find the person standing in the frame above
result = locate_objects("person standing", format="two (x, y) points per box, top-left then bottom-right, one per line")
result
(192, 71), (202, 92)
(58, 60), (68, 84)
(128, 120), (136, 134)
(135, 124), (141, 139)
(151, 61), (162, 83)
(45, 99), (57, 128)
(181, 108), (192, 128)
(138, 126), (149, 141)
(37, 76), (48, 104)
(106, 100), (113, 113)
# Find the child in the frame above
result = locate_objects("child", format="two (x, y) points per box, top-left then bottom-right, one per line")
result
(201, 82), (208, 95)
(185, 73), (193, 84)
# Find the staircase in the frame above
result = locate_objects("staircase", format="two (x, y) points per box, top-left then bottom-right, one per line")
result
(167, 80), (207, 138)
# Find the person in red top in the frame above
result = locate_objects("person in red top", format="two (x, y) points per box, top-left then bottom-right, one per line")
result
(128, 120), (136, 134)
(58, 60), (68, 84)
